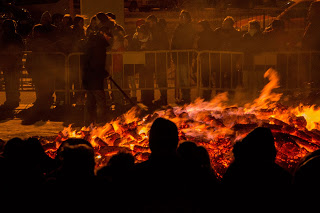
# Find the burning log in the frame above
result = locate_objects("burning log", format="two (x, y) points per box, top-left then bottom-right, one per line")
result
(124, 129), (142, 141)
(261, 123), (283, 132)
(120, 121), (138, 132)
(99, 146), (131, 156)
(133, 145), (151, 154)
(164, 108), (176, 118)
(290, 135), (320, 153)
(104, 133), (121, 146)
(207, 116), (225, 128)
(143, 113), (159, 123)
(42, 142), (57, 151)
(94, 137), (108, 147)
(232, 123), (258, 134)
(289, 116), (307, 129)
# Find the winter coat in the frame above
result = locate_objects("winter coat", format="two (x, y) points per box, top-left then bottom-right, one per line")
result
(82, 32), (110, 90)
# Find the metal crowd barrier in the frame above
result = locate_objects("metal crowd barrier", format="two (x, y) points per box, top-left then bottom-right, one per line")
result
(1, 50), (320, 106)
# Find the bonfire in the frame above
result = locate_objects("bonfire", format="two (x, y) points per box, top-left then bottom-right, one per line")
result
(40, 69), (320, 178)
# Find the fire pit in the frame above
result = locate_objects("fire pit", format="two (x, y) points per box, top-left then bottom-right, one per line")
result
(39, 69), (320, 178)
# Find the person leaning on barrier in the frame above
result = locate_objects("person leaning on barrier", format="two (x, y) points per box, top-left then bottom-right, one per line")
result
(242, 20), (264, 94)
(0, 19), (24, 119)
(130, 24), (155, 107)
(146, 15), (170, 106)
(213, 16), (242, 51)
(195, 20), (216, 101)
(171, 10), (196, 105)
(213, 16), (242, 92)
(82, 26), (111, 126)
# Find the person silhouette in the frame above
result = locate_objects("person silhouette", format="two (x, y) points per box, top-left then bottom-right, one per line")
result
(131, 118), (190, 212)
(223, 127), (291, 201)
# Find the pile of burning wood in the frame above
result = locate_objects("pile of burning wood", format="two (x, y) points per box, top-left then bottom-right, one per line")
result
(38, 69), (320, 178)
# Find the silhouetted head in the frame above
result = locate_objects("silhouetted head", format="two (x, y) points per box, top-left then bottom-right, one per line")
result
(62, 14), (73, 27)
(197, 146), (212, 169)
(136, 19), (145, 28)
(52, 13), (64, 26)
(56, 138), (93, 162)
(233, 127), (276, 164)
(158, 18), (167, 29)
(149, 118), (179, 155)
(40, 11), (52, 26)
(179, 10), (191, 25)
(89, 15), (97, 27)
(24, 138), (47, 164)
(222, 16), (235, 29)
(107, 152), (135, 171)
(197, 20), (211, 32)
(293, 150), (320, 188)
(3, 138), (25, 162)
(74, 16), (84, 28)
(96, 12), (110, 27)
(146, 14), (157, 28)
(60, 143), (95, 177)
(136, 24), (150, 41)
(177, 141), (198, 165)
(106, 12), (116, 20)
(271, 19), (285, 31)
(248, 20), (260, 31)
(2, 19), (16, 34)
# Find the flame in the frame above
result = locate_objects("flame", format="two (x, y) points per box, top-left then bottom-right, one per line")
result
(245, 68), (282, 111)
(294, 105), (320, 130)
(44, 68), (320, 178)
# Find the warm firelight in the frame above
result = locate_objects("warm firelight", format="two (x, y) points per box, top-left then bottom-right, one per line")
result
(41, 69), (320, 178)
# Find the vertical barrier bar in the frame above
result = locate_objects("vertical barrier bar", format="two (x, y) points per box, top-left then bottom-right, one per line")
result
(286, 53), (289, 89)
(197, 52), (201, 97)
(176, 52), (180, 100)
(309, 52), (312, 82)
(155, 52), (157, 92)
(219, 53), (222, 89)
(65, 53), (70, 105)
(297, 52), (300, 88)
(230, 53), (233, 89)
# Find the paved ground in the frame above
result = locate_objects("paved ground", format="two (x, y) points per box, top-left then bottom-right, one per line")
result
(0, 119), (64, 141)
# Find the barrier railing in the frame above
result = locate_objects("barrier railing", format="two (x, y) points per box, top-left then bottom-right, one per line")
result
(1, 50), (320, 106)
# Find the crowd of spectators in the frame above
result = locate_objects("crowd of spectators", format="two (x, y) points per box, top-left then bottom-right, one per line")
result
(1, 1), (320, 124)
(0, 118), (319, 210)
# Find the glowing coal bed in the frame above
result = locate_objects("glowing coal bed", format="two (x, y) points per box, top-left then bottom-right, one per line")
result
(39, 69), (320, 178)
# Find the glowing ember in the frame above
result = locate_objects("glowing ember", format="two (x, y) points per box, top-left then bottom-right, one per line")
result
(41, 68), (320, 178)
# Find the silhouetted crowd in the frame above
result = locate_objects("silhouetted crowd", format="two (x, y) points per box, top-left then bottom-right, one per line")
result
(1, 2), (320, 125)
(0, 117), (319, 210)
